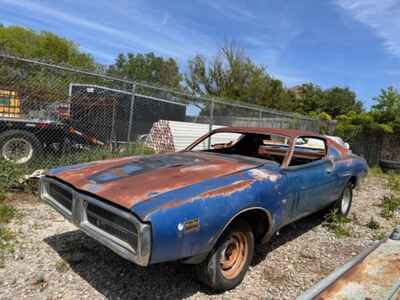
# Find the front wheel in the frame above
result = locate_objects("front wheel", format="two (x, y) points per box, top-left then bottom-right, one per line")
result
(194, 220), (254, 291)
(334, 182), (353, 216)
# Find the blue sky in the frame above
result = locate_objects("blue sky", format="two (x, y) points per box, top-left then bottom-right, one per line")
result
(1, 0), (400, 109)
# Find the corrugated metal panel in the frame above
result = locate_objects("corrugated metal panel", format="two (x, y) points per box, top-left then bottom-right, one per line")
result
(168, 121), (243, 151)
(168, 121), (223, 151)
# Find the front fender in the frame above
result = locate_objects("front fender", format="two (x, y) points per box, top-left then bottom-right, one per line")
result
(135, 168), (283, 264)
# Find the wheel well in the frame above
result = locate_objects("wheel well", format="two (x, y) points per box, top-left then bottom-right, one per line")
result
(349, 176), (357, 188)
(230, 209), (271, 242)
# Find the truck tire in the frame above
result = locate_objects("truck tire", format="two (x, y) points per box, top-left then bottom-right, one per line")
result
(194, 220), (254, 292)
(0, 130), (42, 164)
(379, 159), (400, 173)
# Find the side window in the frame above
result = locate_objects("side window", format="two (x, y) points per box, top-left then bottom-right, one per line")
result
(289, 137), (327, 167)
(327, 146), (341, 160)
(191, 132), (243, 151)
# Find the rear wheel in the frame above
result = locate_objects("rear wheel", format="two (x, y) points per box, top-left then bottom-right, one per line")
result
(194, 220), (254, 291)
(0, 130), (42, 164)
(334, 182), (353, 217)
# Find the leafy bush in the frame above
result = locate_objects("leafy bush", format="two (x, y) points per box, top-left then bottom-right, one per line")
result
(0, 160), (27, 192)
(324, 209), (351, 238)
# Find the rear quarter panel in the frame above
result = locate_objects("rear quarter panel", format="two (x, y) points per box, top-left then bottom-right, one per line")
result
(334, 154), (368, 192)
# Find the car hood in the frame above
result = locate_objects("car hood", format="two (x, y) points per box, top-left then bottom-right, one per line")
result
(48, 152), (258, 209)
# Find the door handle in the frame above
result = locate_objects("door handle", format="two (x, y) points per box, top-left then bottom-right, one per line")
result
(326, 158), (335, 174)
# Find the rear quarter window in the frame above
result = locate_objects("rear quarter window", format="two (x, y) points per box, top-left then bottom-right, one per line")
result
(328, 146), (341, 159)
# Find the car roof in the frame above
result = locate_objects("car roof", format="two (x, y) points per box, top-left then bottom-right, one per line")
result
(212, 126), (323, 138)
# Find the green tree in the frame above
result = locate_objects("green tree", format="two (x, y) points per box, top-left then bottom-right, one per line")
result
(0, 25), (95, 69)
(185, 42), (294, 111)
(289, 83), (325, 114)
(107, 52), (182, 89)
(323, 87), (363, 118)
(372, 87), (400, 121)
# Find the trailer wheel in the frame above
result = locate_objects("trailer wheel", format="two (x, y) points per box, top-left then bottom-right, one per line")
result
(0, 130), (42, 164)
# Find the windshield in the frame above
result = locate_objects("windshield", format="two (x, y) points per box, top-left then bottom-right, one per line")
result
(186, 131), (291, 166)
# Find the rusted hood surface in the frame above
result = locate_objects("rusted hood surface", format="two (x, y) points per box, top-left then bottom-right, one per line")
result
(48, 152), (257, 209)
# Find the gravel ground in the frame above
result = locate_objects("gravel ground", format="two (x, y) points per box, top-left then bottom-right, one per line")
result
(0, 176), (399, 300)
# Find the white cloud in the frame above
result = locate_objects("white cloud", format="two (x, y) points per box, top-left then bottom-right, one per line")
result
(0, 0), (217, 60)
(201, 0), (256, 22)
(336, 0), (400, 57)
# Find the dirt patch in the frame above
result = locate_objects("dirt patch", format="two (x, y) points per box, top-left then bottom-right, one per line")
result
(0, 176), (398, 299)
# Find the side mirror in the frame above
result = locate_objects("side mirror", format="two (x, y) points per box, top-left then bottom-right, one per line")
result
(344, 143), (350, 150)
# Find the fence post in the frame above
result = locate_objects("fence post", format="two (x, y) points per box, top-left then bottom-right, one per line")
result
(111, 99), (117, 151)
(127, 83), (136, 145)
(208, 98), (215, 149)
(258, 110), (262, 127)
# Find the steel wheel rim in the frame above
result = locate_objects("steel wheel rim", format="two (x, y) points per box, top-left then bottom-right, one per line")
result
(219, 232), (248, 279)
(341, 187), (351, 214)
(2, 138), (33, 164)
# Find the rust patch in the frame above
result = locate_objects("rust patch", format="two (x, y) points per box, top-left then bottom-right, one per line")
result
(153, 179), (255, 213)
(249, 169), (279, 182)
(200, 179), (254, 198)
(52, 153), (255, 209)
(317, 239), (400, 300)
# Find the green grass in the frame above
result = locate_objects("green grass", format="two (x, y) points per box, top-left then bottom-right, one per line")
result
(381, 195), (400, 219)
(0, 226), (13, 249)
(0, 187), (17, 267)
(368, 166), (384, 177)
(324, 209), (352, 238)
(0, 224), (14, 268)
(388, 174), (400, 192)
(0, 200), (16, 224)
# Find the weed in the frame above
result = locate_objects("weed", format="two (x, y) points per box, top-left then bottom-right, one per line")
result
(368, 167), (384, 177)
(366, 217), (380, 230)
(0, 160), (27, 191)
(372, 231), (386, 241)
(381, 195), (400, 219)
(388, 174), (400, 192)
(0, 226), (13, 251)
(0, 201), (16, 224)
(324, 209), (351, 238)
(55, 260), (69, 273)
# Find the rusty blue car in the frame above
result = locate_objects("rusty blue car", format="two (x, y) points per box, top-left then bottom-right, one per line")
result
(40, 127), (368, 291)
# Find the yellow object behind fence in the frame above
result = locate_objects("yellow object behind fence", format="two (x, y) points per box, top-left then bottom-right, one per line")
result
(0, 90), (21, 118)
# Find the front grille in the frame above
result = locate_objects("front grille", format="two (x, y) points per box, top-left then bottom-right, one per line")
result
(48, 182), (73, 211)
(86, 203), (138, 250)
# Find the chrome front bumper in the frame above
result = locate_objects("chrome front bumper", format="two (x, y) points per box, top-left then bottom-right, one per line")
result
(40, 176), (151, 266)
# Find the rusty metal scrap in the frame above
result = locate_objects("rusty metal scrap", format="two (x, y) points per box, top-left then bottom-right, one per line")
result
(298, 226), (400, 300)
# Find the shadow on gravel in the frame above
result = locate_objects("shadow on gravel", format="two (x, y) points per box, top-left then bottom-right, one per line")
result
(252, 211), (326, 265)
(44, 212), (325, 298)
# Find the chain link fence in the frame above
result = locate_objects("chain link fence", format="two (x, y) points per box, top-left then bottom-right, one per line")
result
(0, 54), (336, 170)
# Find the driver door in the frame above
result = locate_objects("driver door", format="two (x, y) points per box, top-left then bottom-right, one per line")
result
(284, 137), (338, 221)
